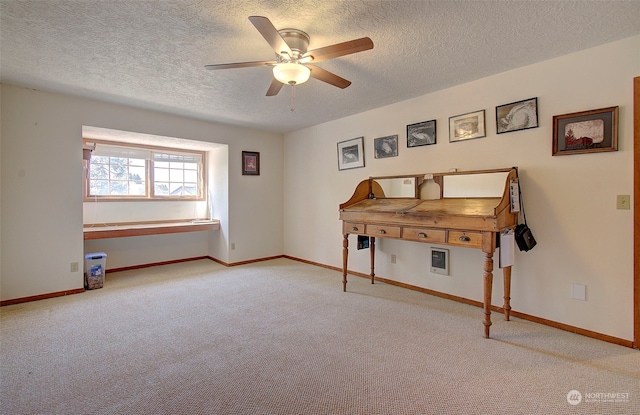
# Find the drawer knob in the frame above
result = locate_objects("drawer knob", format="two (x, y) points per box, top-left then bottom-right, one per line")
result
(378, 229), (386, 234)
(351, 226), (359, 231)
(459, 235), (471, 242)
(418, 232), (427, 238)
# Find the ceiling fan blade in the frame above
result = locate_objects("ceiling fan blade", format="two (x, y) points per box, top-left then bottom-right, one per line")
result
(303, 37), (373, 63)
(248, 16), (293, 57)
(205, 60), (276, 70)
(266, 78), (284, 96)
(307, 65), (351, 89)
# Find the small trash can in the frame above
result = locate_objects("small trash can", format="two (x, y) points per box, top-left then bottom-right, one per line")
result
(84, 252), (107, 290)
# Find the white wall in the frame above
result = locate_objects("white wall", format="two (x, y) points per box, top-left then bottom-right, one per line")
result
(208, 145), (230, 262)
(284, 35), (639, 341)
(0, 85), (284, 301)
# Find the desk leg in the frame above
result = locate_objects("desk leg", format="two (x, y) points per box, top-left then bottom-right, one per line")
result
(483, 251), (494, 339)
(342, 233), (349, 292)
(503, 266), (512, 321)
(370, 237), (376, 284)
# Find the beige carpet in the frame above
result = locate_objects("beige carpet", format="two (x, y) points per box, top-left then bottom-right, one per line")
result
(1, 258), (638, 414)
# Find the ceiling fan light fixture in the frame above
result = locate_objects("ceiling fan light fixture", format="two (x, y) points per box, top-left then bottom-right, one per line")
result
(273, 63), (311, 85)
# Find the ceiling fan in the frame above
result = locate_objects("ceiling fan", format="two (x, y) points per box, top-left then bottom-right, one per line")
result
(205, 16), (374, 96)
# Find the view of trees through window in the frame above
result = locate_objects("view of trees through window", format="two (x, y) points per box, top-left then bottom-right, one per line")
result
(90, 156), (146, 196)
(85, 141), (204, 200)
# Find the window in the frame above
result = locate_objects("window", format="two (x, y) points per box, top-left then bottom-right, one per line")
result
(84, 140), (205, 201)
(153, 153), (200, 197)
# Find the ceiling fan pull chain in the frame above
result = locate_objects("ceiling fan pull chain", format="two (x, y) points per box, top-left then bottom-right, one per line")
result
(290, 85), (296, 112)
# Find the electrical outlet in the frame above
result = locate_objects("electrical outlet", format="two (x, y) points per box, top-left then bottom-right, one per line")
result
(391, 254), (396, 264)
(616, 195), (630, 210)
(70, 262), (79, 272)
(231, 243), (236, 250)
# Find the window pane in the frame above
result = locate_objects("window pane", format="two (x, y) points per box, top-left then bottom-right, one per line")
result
(129, 166), (146, 182)
(129, 158), (146, 167)
(110, 181), (128, 195)
(155, 182), (170, 195)
(154, 168), (169, 182)
(155, 161), (169, 168)
(90, 163), (109, 180)
(170, 162), (184, 169)
(110, 164), (128, 180)
(169, 169), (184, 182)
(90, 180), (109, 195)
(184, 162), (197, 170)
(184, 170), (198, 182)
(184, 183), (197, 195)
(91, 155), (109, 164)
(129, 183), (145, 195)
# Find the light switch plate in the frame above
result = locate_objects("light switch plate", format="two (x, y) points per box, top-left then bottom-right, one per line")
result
(571, 283), (586, 301)
(616, 195), (630, 210)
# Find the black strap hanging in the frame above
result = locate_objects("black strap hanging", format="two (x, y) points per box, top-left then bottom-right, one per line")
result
(514, 169), (537, 252)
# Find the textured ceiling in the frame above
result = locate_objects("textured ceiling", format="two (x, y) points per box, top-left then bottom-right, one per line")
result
(2, 0), (639, 134)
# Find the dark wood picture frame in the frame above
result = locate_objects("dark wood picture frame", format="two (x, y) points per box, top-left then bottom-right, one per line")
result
(407, 120), (436, 147)
(242, 151), (260, 175)
(552, 106), (619, 156)
(496, 97), (539, 134)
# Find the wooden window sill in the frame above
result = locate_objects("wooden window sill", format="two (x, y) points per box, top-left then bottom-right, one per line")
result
(83, 219), (220, 240)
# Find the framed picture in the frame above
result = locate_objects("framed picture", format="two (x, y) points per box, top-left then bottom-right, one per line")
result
(552, 106), (619, 156)
(242, 151), (260, 175)
(449, 110), (485, 142)
(496, 97), (538, 134)
(374, 135), (398, 159)
(407, 120), (436, 147)
(337, 137), (365, 171)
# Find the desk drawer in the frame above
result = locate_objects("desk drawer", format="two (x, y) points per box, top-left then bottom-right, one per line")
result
(402, 227), (446, 244)
(366, 224), (401, 238)
(448, 231), (483, 248)
(344, 222), (366, 234)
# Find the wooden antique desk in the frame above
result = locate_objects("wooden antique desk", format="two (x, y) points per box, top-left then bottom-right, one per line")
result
(339, 168), (519, 338)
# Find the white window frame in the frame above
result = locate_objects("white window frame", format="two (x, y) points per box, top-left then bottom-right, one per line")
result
(83, 139), (206, 201)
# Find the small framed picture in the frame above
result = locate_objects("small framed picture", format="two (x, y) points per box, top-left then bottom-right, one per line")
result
(449, 110), (485, 142)
(496, 97), (538, 134)
(242, 151), (260, 175)
(337, 137), (365, 171)
(407, 120), (436, 147)
(374, 135), (398, 159)
(552, 106), (619, 156)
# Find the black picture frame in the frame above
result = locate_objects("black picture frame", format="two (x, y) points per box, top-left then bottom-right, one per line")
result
(374, 135), (399, 159)
(496, 97), (539, 134)
(242, 151), (260, 175)
(407, 120), (436, 147)
(449, 110), (486, 142)
(337, 137), (365, 171)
